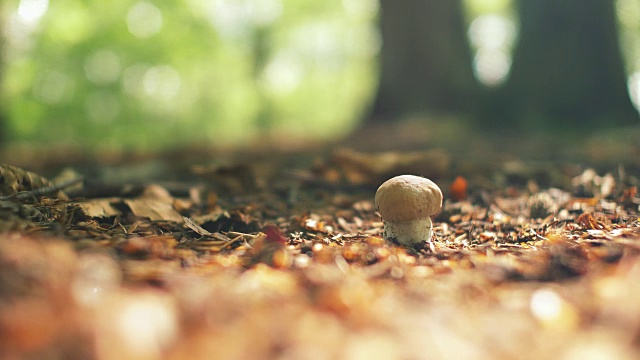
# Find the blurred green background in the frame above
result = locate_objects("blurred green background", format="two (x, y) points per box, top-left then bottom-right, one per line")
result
(1, 0), (639, 151)
(1, 0), (379, 150)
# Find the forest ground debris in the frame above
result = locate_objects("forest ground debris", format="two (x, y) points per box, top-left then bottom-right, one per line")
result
(1, 153), (640, 359)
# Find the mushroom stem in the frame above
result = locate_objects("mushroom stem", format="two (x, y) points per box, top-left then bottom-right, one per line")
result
(383, 217), (432, 247)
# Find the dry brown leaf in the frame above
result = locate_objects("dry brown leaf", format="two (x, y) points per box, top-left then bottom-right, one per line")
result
(0, 164), (69, 200)
(125, 198), (183, 222)
(75, 198), (122, 218)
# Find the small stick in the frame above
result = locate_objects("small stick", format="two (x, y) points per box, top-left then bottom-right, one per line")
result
(0, 177), (84, 201)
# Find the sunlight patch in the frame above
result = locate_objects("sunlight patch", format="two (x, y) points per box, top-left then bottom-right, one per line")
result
(17, 0), (49, 26)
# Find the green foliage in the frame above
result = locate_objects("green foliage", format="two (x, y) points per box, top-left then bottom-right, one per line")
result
(1, 0), (379, 149)
(617, 0), (640, 73)
(463, 0), (512, 19)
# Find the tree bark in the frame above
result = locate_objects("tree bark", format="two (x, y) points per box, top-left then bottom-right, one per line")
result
(0, 17), (4, 147)
(487, 0), (638, 131)
(371, 0), (478, 120)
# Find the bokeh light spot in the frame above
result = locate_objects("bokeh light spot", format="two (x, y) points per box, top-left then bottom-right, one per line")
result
(473, 48), (511, 86)
(85, 49), (122, 85)
(142, 65), (182, 101)
(105, 293), (178, 359)
(126, 1), (163, 39)
(293, 22), (344, 70)
(530, 289), (563, 321)
(469, 14), (515, 50)
(261, 51), (304, 94)
(123, 63), (151, 98)
(209, 0), (250, 39)
(468, 13), (516, 86)
(17, 0), (49, 26)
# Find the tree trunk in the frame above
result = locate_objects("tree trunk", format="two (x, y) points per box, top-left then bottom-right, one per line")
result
(488, 0), (638, 131)
(371, 0), (478, 120)
(0, 16), (4, 147)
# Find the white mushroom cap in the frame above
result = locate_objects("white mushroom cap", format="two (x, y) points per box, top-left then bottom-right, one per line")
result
(375, 175), (443, 223)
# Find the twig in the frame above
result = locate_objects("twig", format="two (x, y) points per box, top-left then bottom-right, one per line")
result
(0, 177), (84, 201)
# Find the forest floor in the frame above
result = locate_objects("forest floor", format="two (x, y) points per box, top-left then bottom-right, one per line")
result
(1, 119), (640, 359)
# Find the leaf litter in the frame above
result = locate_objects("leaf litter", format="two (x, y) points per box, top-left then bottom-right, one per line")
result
(0, 155), (640, 359)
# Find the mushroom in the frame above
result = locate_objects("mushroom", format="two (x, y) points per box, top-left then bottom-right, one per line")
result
(375, 175), (443, 247)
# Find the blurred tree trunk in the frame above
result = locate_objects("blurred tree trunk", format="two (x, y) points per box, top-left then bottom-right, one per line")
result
(0, 20), (4, 147)
(486, 0), (638, 131)
(371, 0), (478, 120)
